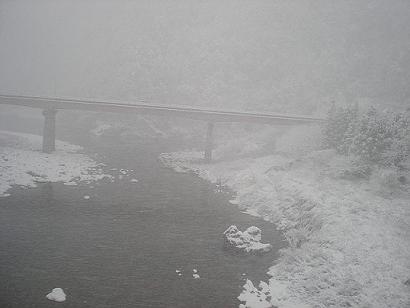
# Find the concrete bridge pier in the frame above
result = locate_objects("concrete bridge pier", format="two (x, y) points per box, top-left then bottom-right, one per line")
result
(204, 122), (214, 163)
(42, 108), (57, 153)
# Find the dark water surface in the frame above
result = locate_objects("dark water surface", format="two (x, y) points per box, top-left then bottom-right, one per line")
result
(0, 127), (284, 307)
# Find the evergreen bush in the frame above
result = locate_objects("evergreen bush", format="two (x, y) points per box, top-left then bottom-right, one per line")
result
(323, 105), (409, 168)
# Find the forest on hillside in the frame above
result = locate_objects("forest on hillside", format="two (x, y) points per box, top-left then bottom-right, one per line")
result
(0, 1), (409, 114)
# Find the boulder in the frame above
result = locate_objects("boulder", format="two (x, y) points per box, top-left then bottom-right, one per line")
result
(223, 225), (272, 253)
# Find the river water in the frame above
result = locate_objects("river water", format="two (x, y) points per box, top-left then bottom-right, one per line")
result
(0, 120), (284, 307)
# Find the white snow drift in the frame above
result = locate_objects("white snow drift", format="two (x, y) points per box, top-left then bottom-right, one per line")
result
(0, 130), (111, 196)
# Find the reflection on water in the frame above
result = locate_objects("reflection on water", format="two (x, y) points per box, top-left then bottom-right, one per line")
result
(0, 132), (285, 308)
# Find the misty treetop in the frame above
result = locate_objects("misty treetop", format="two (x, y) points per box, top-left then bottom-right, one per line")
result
(323, 104), (410, 169)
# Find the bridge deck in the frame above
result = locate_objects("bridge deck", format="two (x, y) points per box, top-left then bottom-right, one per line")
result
(0, 94), (325, 125)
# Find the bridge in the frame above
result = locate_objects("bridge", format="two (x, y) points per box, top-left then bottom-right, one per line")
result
(0, 94), (325, 162)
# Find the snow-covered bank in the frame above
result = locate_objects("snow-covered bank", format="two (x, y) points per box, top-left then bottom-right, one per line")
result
(0, 130), (110, 196)
(160, 150), (410, 307)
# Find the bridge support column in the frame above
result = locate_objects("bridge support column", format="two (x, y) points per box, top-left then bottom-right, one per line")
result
(204, 122), (214, 163)
(42, 108), (57, 153)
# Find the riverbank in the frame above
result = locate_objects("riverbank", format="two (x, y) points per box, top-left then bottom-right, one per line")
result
(160, 148), (410, 307)
(0, 130), (110, 197)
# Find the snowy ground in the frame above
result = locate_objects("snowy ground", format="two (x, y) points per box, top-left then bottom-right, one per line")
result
(0, 130), (110, 197)
(160, 149), (410, 307)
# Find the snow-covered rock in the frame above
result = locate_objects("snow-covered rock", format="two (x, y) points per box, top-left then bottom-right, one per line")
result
(224, 225), (272, 253)
(46, 288), (66, 302)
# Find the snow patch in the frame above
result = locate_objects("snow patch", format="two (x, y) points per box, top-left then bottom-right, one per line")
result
(0, 131), (111, 197)
(46, 288), (66, 302)
(238, 279), (309, 308)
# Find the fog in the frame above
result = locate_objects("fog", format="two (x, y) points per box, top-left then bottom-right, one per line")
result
(1, 0), (409, 113)
(1, 2), (410, 308)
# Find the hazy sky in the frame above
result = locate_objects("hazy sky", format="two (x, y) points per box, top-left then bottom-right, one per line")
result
(1, 0), (409, 113)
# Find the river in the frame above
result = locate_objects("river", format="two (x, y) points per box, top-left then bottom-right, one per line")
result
(0, 117), (284, 307)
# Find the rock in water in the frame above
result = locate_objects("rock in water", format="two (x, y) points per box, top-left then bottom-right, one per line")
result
(244, 226), (262, 242)
(46, 288), (66, 302)
(223, 225), (272, 253)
